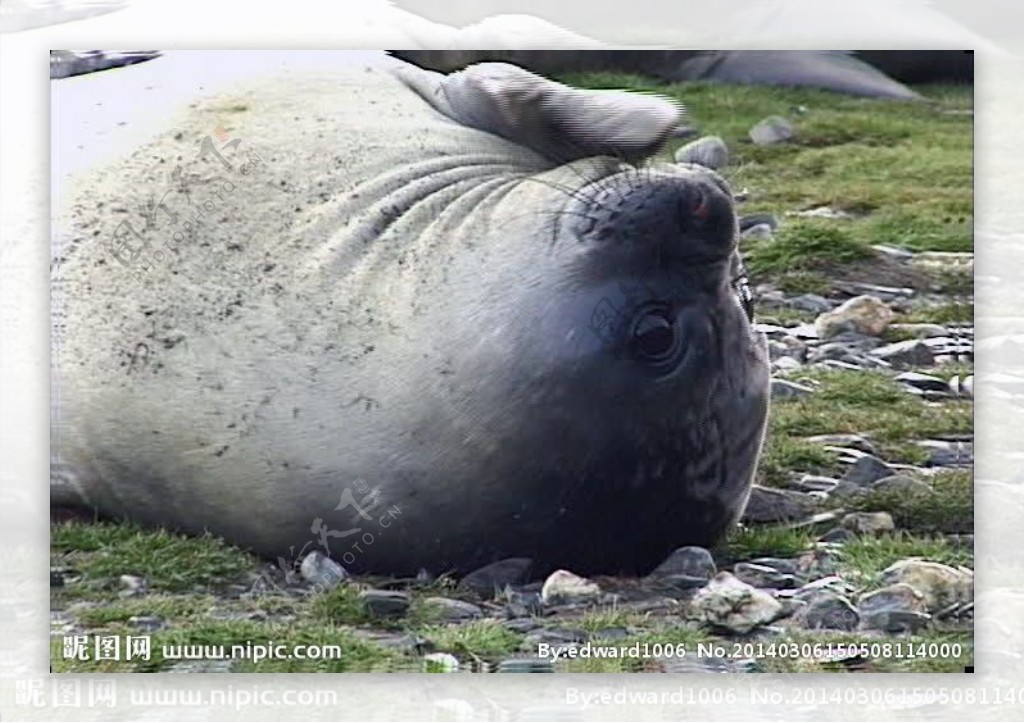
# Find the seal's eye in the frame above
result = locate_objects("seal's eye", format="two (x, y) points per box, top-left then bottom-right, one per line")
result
(630, 307), (677, 362)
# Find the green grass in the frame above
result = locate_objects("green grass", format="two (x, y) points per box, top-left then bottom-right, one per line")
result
(834, 532), (973, 588)
(418, 620), (524, 660)
(720, 526), (817, 562)
(51, 520), (258, 592)
(848, 470), (973, 535)
(745, 221), (874, 278)
(764, 369), (972, 469)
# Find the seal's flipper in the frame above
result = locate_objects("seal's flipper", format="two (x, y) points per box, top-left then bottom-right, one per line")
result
(677, 51), (921, 101)
(392, 61), (684, 164)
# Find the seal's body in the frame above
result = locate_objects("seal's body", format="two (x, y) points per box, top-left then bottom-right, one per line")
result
(52, 58), (769, 576)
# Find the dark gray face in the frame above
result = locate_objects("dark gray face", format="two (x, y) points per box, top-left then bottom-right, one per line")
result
(424, 167), (767, 576)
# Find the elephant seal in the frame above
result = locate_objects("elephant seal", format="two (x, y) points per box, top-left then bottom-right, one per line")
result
(51, 56), (769, 576)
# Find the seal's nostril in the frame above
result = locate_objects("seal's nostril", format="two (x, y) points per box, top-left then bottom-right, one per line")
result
(692, 189), (710, 222)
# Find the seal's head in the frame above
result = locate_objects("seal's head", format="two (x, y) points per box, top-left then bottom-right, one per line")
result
(393, 62), (769, 574)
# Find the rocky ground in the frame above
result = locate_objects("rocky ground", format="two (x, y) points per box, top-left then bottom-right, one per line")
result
(50, 79), (973, 673)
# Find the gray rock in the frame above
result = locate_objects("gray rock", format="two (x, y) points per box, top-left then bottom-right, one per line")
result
(772, 356), (803, 373)
(128, 615), (166, 632)
(871, 475), (933, 496)
(739, 213), (779, 231)
(540, 570), (601, 606)
(795, 592), (860, 631)
(842, 454), (896, 485)
(741, 223), (774, 241)
(819, 526), (856, 543)
(742, 485), (817, 523)
(861, 609), (932, 634)
(50, 568), (66, 588)
(675, 135), (729, 169)
(888, 323), (949, 339)
(360, 589), (410, 618)
(841, 511), (895, 535)
(692, 572), (784, 634)
(771, 378), (815, 401)
(423, 596), (484, 621)
(858, 583), (928, 620)
(917, 439), (973, 467)
(504, 589), (544, 618)
(869, 339), (935, 368)
(748, 558), (800, 576)
(803, 434), (875, 454)
(648, 546), (716, 582)
(750, 116), (795, 145)
(299, 551), (348, 591)
(496, 658), (556, 673)
(895, 371), (949, 392)
(523, 627), (588, 649)
(503, 618), (541, 633)
(788, 294), (833, 314)
(732, 562), (797, 589)
(458, 558), (532, 598)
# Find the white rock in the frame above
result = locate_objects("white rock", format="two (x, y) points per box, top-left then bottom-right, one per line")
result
(691, 572), (783, 633)
(541, 569), (601, 605)
(814, 295), (893, 339)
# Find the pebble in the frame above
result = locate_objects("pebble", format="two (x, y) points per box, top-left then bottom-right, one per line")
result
(791, 206), (852, 220)
(895, 371), (949, 392)
(496, 658), (556, 673)
(869, 339), (935, 368)
(741, 485), (818, 524)
(523, 627), (587, 649)
(423, 596), (484, 621)
(842, 454), (896, 485)
(772, 356), (803, 373)
(648, 546), (716, 583)
(128, 615), (166, 632)
(815, 296), (893, 339)
(118, 575), (148, 598)
(457, 558), (532, 599)
(888, 323), (949, 339)
(871, 244), (915, 262)
(360, 589), (411, 618)
(423, 652), (461, 673)
(770, 378), (815, 401)
(794, 475), (840, 493)
(879, 559), (973, 613)
(732, 562), (797, 589)
(749, 115), (794, 145)
(674, 135), (729, 169)
(795, 592), (860, 631)
(691, 572), (784, 634)
(540, 570), (601, 606)
(804, 434), (875, 453)
(841, 511), (895, 535)
(299, 551), (348, 591)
